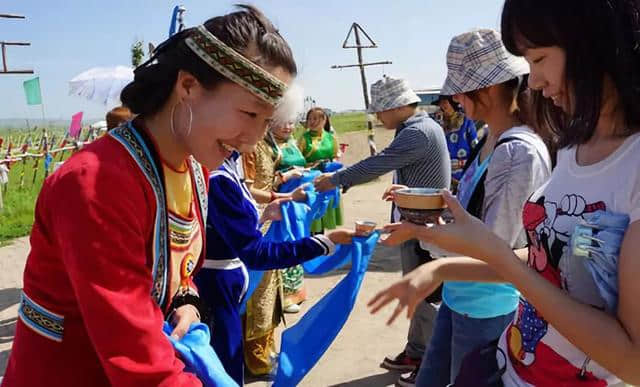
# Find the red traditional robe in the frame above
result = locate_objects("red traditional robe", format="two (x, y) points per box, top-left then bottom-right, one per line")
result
(2, 124), (208, 387)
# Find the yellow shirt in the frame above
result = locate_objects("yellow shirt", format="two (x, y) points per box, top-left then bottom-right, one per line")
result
(163, 161), (203, 298)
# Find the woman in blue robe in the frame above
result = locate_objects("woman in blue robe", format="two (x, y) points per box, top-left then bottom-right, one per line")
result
(194, 153), (352, 385)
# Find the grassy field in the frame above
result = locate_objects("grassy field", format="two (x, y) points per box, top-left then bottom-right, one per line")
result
(0, 112), (370, 245)
(0, 160), (48, 245)
(0, 127), (71, 245)
(330, 111), (368, 134)
(293, 111), (368, 138)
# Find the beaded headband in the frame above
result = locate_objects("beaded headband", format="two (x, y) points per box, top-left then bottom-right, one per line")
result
(185, 25), (287, 106)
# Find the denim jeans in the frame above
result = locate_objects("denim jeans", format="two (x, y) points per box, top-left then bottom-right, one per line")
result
(416, 303), (514, 387)
(401, 240), (438, 359)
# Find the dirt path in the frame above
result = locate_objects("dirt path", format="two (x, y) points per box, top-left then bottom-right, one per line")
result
(0, 128), (416, 386)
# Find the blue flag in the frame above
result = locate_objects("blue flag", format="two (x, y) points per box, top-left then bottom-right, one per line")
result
(169, 5), (181, 37)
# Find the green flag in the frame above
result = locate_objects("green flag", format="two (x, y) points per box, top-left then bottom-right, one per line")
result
(23, 77), (42, 105)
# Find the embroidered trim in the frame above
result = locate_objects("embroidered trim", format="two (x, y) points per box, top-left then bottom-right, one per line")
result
(109, 124), (169, 308)
(18, 292), (64, 342)
(185, 25), (286, 107)
(168, 212), (197, 247)
(189, 156), (208, 222)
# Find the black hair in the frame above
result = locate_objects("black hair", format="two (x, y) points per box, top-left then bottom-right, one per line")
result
(501, 0), (640, 147)
(435, 96), (461, 112)
(306, 107), (332, 132)
(121, 4), (297, 117)
(462, 76), (528, 123)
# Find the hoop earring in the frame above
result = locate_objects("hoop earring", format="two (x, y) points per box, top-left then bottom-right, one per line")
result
(170, 100), (193, 138)
(184, 102), (193, 138)
(170, 102), (178, 138)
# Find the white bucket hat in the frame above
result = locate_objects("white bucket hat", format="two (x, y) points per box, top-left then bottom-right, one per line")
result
(368, 76), (421, 113)
(441, 29), (529, 96)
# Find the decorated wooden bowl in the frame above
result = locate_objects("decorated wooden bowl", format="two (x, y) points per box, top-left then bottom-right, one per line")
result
(394, 188), (446, 224)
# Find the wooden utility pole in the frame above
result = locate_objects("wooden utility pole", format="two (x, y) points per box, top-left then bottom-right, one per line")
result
(0, 13), (33, 74)
(332, 23), (391, 155)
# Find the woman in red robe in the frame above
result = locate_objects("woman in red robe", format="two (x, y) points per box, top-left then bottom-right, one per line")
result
(2, 5), (296, 386)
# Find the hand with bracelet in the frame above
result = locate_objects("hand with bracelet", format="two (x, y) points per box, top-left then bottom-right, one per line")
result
(168, 304), (201, 340)
(166, 291), (208, 340)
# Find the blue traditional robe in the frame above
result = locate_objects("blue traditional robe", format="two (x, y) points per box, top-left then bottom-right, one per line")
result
(194, 154), (334, 385)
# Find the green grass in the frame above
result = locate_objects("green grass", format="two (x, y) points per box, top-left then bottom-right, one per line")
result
(293, 111), (369, 139)
(0, 127), (71, 245)
(0, 114), (370, 245)
(331, 112), (368, 134)
(0, 126), (67, 145)
(0, 160), (47, 244)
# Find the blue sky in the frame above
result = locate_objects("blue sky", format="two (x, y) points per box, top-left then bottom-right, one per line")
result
(0, 0), (505, 120)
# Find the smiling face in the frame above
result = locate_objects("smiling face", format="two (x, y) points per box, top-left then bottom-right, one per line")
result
(271, 121), (295, 141)
(306, 109), (327, 133)
(174, 66), (293, 169)
(498, 0), (640, 147)
(523, 46), (570, 113)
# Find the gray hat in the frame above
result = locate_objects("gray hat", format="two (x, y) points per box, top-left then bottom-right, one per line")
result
(441, 29), (529, 96)
(368, 76), (421, 113)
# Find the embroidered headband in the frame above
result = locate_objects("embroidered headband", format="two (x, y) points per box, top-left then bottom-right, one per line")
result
(185, 25), (287, 106)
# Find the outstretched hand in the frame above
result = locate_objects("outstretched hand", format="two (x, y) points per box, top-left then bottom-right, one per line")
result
(259, 197), (291, 223)
(368, 261), (443, 325)
(381, 184), (408, 201)
(327, 229), (355, 245)
(313, 173), (337, 193)
(283, 168), (304, 183)
(379, 222), (422, 246)
(386, 191), (509, 263)
(290, 183), (309, 202)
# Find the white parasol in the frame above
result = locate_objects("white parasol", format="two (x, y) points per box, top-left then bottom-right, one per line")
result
(68, 66), (133, 105)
